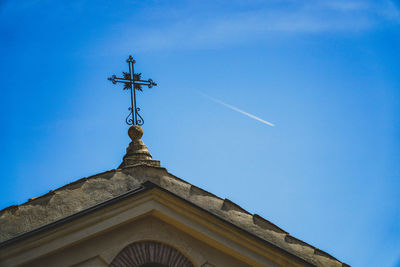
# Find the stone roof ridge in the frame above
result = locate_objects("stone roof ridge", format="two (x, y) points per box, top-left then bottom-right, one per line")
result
(158, 175), (347, 266)
(0, 164), (348, 267)
(189, 184), (222, 200)
(0, 163), (168, 217)
(252, 214), (288, 234)
(221, 199), (251, 214)
(314, 248), (341, 262)
(284, 234), (315, 248)
(146, 177), (347, 266)
(0, 169), (115, 216)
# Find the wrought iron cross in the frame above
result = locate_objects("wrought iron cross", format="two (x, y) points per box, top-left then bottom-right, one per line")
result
(108, 55), (157, 126)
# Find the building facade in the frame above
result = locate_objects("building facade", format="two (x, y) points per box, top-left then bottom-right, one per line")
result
(0, 126), (348, 267)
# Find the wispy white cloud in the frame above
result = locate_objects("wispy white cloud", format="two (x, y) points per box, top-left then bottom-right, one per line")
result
(318, 0), (370, 11)
(105, 0), (399, 52)
(199, 92), (275, 127)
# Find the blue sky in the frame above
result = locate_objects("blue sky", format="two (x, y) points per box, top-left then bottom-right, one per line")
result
(1, 0), (399, 266)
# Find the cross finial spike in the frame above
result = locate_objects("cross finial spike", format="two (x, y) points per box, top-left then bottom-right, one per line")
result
(126, 55), (135, 63)
(108, 55), (157, 126)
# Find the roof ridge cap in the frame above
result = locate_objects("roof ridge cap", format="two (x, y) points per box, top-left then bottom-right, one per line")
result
(221, 198), (251, 214)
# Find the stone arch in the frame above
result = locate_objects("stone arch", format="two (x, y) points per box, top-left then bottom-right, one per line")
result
(110, 241), (195, 267)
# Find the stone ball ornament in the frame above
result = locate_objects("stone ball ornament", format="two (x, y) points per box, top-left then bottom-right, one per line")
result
(128, 125), (144, 141)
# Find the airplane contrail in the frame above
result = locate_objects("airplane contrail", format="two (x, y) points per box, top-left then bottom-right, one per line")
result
(199, 92), (275, 127)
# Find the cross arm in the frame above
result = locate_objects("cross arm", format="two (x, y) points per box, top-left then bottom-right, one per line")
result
(107, 75), (129, 84)
(108, 75), (157, 88)
(136, 79), (157, 88)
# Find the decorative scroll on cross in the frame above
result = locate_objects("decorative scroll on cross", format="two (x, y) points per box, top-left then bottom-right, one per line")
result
(108, 55), (157, 126)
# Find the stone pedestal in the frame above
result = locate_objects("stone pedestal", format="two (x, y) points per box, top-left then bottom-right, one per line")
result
(119, 125), (160, 168)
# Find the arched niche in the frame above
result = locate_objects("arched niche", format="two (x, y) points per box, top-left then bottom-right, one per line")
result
(110, 241), (195, 267)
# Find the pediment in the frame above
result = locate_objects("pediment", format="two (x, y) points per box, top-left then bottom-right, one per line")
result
(0, 166), (343, 267)
(1, 181), (308, 267)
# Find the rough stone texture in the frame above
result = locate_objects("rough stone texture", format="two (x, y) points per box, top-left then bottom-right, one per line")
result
(0, 165), (346, 267)
(119, 125), (160, 168)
